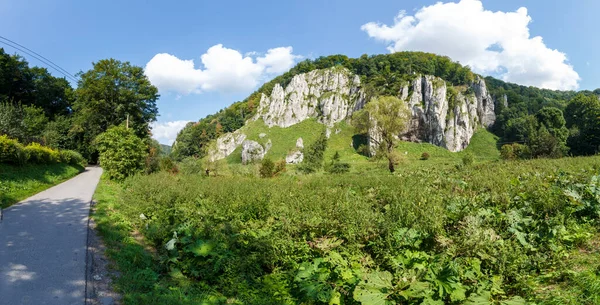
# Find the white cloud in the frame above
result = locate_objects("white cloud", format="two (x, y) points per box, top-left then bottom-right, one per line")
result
(145, 45), (301, 95)
(150, 120), (191, 145)
(361, 0), (580, 90)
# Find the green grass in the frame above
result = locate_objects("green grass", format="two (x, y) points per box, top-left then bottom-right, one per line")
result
(0, 163), (84, 208)
(94, 155), (600, 304)
(221, 119), (500, 174)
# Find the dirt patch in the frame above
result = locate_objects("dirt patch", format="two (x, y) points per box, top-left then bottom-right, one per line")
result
(86, 201), (122, 305)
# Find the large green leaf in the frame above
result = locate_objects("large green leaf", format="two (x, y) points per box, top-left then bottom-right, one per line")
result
(353, 271), (394, 305)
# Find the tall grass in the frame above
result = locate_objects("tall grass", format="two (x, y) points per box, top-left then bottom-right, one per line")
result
(93, 156), (600, 304)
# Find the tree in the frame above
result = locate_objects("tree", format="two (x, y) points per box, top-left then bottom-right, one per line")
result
(73, 59), (159, 161)
(353, 96), (411, 173)
(95, 125), (147, 180)
(298, 129), (328, 173)
(565, 94), (600, 155)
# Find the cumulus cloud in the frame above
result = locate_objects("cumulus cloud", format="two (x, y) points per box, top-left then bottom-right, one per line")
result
(361, 0), (580, 90)
(145, 45), (301, 95)
(150, 120), (191, 145)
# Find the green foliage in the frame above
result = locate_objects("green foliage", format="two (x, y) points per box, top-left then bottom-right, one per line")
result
(159, 157), (178, 174)
(178, 157), (204, 175)
(73, 59), (159, 162)
(59, 150), (86, 166)
(327, 151), (351, 174)
(298, 129), (328, 173)
(0, 135), (26, 164)
(93, 156), (600, 304)
(173, 52), (477, 161)
(0, 102), (49, 144)
(565, 94), (600, 156)
(421, 152), (430, 160)
(96, 126), (147, 180)
(259, 157), (275, 178)
(353, 96), (411, 173)
(24, 142), (60, 164)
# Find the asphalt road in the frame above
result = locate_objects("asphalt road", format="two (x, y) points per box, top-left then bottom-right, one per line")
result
(0, 167), (103, 305)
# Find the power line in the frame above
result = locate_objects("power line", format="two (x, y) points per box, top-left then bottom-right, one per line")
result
(0, 36), (78, 82)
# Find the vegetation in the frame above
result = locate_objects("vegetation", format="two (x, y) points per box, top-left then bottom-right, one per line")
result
(353, 96), (411, 173)
(0, 48), (159, 164)
(93, 155), (600, 304)
(0, 163), (83, 208)
(96, 125), (147, 181)
(172, 52), (478, 161)
(298, 129), (329, 173)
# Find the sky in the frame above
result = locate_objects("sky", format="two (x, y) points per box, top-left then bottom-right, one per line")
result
(1, 0), (599, 145)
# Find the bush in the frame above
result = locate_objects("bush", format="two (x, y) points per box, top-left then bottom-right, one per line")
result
(24, 142), (60, 164)
(178, 157), (204, 175)
(96, 126), (147, 180)
(59, 150), (86, 166)
(420, 152), (430, 160)
(298, 130), (328, 174)
(0, 135), (27, 164)
(462, 152), (474, 166)
(259, 157), (275, 178)
(274, 160), (286, 176)
(327, 151), (350, 174)
(500, 144), (515, 160)
(159, 157), (178, 174)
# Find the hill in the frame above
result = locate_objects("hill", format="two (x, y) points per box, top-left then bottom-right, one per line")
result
(171, 52), (599, 165)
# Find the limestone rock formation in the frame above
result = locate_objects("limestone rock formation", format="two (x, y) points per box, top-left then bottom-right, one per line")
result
(255, 67), (366, 127)
(241, 139), (271, 164)
(286, 137), (304, 164)
(208, 67), (497, 162)
(397, 75), (496, 152)
(208, 130), (246, 162)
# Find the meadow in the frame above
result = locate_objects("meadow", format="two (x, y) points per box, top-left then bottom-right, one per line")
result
(93, 154), (600, 305)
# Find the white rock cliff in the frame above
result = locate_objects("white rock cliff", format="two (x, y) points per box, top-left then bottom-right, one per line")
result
(208, 67), (497, 161)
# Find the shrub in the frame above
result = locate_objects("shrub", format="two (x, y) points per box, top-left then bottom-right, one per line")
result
(327, 151), (350, 174)
(274, 160), (286, 176)
(298, 130), (328, 174)
(259, 157), (275, 178)
(24, 142), (60, 164)
(159, 157), (178, 174)
(462, 152), (474, 166)
(59, 150), (86, 166)
(420, 152), (430, 160)
(178, 157), (204, 175)
(0, 135), (27, 164)
(96, 126), (147, 180)
(500, 144), (515, 160)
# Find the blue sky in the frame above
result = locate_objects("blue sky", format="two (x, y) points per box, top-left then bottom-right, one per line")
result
(1, 0), (599, 144)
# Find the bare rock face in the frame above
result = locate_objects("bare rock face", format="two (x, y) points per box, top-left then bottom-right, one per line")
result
(241, 139), (271, 164)
(208, 130), (246, 161)
(286, 137), (304, 164)
(209, 67), (497, 163)
(255, 67), (366, 127)
(395, 75), (496, 152)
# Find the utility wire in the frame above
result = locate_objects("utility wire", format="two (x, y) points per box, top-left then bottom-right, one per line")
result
(0, 36), (78, 82)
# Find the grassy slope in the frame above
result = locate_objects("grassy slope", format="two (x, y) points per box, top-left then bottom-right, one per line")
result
(0, 163), (84, 208)
(222, 118), (500, 172)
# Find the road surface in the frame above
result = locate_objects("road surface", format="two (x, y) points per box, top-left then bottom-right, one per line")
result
(0, 167), (103, 305)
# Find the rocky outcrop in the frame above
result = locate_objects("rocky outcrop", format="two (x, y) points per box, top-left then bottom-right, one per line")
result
(398, 75), (496, 152)
(286, 137), (304, 164)
(208, 130), (246, 162)
(241, 139), (271, 164)
(208, 67), (497, 162)
(255, 67), (366, 127)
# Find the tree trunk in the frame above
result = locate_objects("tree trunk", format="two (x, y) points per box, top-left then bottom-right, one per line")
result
(388, 157), (395, 173)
